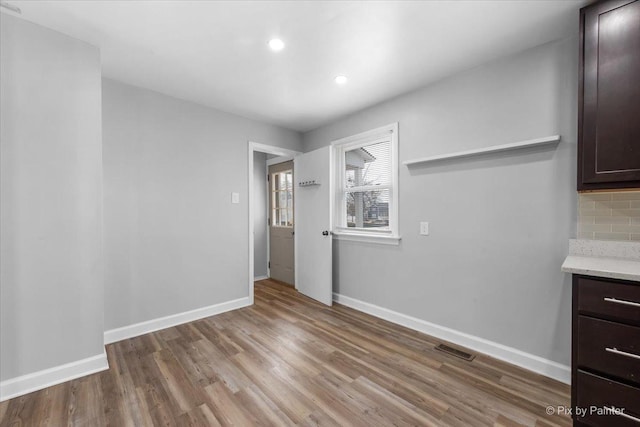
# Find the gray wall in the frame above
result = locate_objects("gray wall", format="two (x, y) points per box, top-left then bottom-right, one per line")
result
(254, 152), (269, 279)
(1, 15), (104, 380)
(303, 38), (578, 366)
(102, 79), (301, 331)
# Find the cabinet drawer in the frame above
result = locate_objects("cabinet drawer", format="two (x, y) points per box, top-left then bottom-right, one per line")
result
(577, 277), (640, 325)
(578, 316), (640, 384)
(576, 370), (640, 426)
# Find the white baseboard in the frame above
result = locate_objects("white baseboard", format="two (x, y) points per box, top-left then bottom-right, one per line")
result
(0, 351), (109, 402)
(104, 296), (252, 344)
(254, 275), (269, 281)
(333, 293), (570, 384)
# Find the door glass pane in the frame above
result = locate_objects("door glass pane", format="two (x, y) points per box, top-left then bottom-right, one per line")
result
(286, 187), (294, 226)
(345, 189), (390, 229)
(278, 191), (287, 209)
(285, 171), (292, 189)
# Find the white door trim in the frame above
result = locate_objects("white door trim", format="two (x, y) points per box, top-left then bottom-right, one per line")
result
(248, 141), (301, 304)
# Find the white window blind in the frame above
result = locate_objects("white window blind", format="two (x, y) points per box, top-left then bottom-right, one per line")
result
(344, 140), (392, 229)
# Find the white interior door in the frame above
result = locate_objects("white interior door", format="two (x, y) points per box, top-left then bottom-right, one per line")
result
(294, 146), (333, 306)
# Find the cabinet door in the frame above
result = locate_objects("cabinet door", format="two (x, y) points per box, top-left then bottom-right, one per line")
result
(579, 0), (640, 190)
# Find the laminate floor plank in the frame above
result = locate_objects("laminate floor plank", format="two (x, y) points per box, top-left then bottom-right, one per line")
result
(176, 403), (222, 427)
(234, 385), (296, 427)
(0, 279), (571, 426)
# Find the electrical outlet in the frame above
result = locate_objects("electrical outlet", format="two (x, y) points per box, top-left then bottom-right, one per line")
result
(420, 222), (429, 235)
(231, 192), (240, 204)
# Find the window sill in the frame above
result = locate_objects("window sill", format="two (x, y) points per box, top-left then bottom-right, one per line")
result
(332, 231), (401, 245)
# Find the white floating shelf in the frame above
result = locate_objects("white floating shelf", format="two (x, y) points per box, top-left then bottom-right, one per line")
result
(403, 135), (561, 167)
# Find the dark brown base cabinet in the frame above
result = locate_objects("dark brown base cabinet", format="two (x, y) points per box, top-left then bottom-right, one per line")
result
(578, 0), (640, 191)
(572, 275), (640, 426)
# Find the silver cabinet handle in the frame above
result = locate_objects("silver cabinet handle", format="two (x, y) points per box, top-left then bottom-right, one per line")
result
(604, 297), (640, 308)
(605, 347), (640, 360)
(605, 407), (640, 424)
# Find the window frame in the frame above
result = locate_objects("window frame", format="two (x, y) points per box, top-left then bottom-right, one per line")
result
(331, 123), (400, 245)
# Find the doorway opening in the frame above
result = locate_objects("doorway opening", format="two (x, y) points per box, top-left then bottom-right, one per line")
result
(248, 142), (301, 304)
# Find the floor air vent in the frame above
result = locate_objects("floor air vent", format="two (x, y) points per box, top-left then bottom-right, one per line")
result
(435, 344), (476, 361)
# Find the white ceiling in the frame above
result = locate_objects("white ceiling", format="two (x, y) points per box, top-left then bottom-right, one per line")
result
(7, 0), (588, 132)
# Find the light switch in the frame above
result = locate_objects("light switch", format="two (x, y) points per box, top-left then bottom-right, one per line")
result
(420, 222), (429, 235)
(231, 192), (240, 204)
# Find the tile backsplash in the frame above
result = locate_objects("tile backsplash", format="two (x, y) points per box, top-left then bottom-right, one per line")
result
(578, 191), (640, 241)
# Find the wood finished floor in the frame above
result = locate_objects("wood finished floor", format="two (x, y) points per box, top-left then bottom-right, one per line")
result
(0, 279), (571, 426)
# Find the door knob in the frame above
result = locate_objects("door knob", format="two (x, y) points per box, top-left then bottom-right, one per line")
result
(322, 230), (329, 236)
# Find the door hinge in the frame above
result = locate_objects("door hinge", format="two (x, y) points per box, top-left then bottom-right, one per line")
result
(267, 174), (270, 181)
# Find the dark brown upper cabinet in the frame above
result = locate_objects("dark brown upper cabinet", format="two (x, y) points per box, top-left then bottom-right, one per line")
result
(578, 0), (640, 191)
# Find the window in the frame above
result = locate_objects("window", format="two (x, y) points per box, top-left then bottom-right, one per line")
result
(271, 170), (293, 227)
(332, 123), (399, 244)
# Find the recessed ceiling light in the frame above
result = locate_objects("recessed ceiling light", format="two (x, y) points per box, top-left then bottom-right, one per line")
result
(268, 39), (285, 51)
(335, 75), (348, 85)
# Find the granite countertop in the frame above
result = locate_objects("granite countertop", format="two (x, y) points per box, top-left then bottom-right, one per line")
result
(561, 239), (640, 282)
